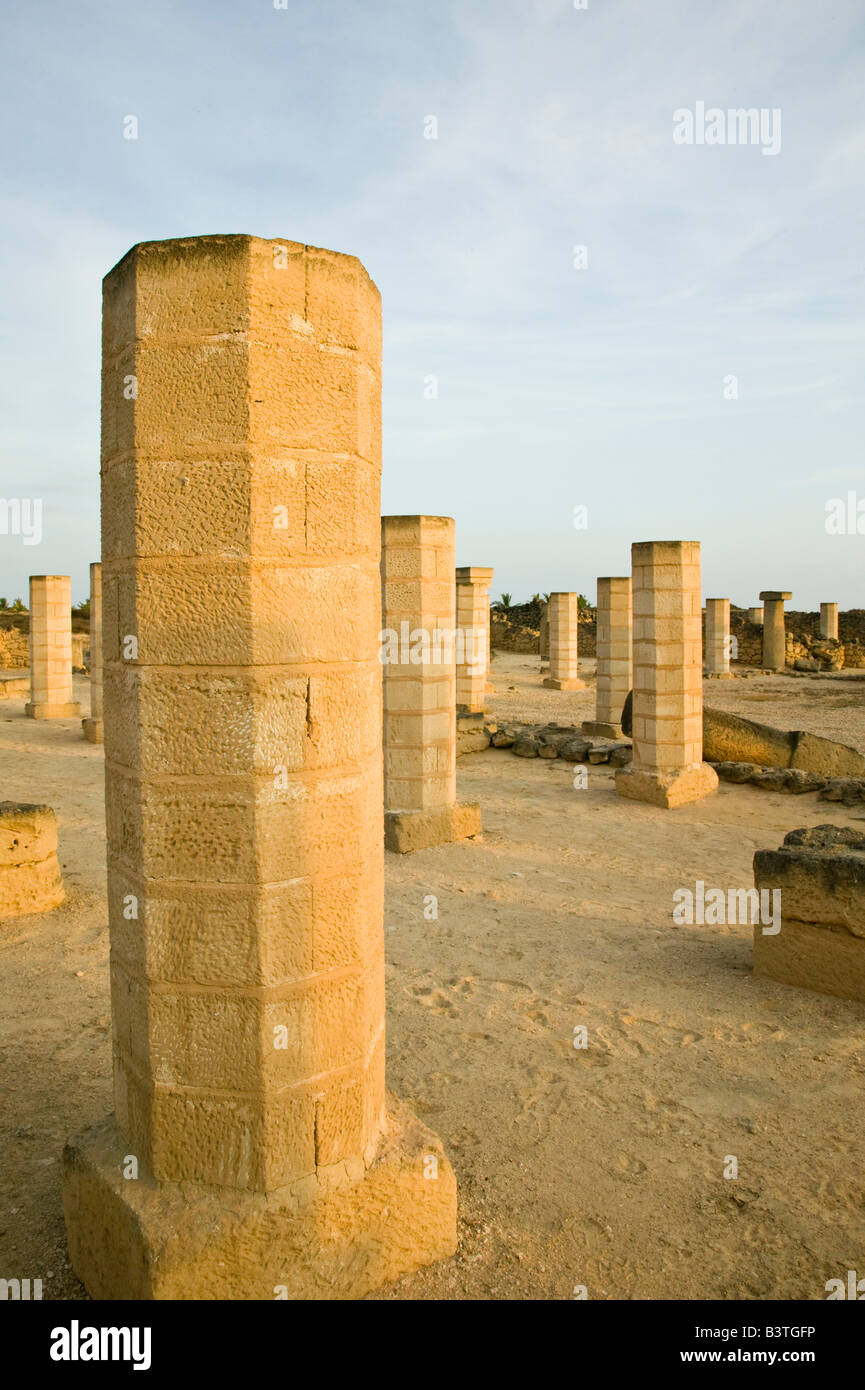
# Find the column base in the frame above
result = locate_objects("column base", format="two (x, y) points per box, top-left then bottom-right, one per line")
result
(0, 856), (65, 916)
(25, 701), (81, 720)
(581, 720), (623, 740)
(81, 717), (104, 744)
(703, 669), (734, 680)
(542, 678), (586, 691)
(615, 762), (719, 809)
(385, 802), (482, 854)
(62, 1093), (457, 1301)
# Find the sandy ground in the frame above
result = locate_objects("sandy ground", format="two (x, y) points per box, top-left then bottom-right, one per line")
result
(1, 657), (864, 1301)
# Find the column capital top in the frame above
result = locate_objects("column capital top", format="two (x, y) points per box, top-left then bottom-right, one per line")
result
(455, 567), (494, 583)
(759, 590), (792, 601)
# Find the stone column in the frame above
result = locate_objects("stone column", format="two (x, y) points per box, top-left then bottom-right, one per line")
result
(704, 597), (732, 678)
(616, 541), (718, 809)
(25, 575), (81, 719)
(381, 516), (481, 853)
(62, 235), (456, 1300)
(820, 603), (839, 640)
(82, 562), (103, 742)
(583, 577), (631, 738)
(543, 592), (586, 690)
(539, 602), (549, 666)
(455, 566), (494, 715)
(760, 590), (791, 671)
(747, 607), (763, 626)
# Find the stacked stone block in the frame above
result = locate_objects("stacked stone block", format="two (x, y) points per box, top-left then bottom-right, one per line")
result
(543, 592), (585, 691)
(25, 575), (80, 719)
(616, 541), (718, 809)
(455, 566), (493, 715)
(583, 576), (631, 737)
(820, 603), (839, 641)
(704, 597), (732, 678)
(381, 516), (481, 853)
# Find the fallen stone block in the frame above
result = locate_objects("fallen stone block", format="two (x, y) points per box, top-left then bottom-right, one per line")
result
(711, 761), (755, 784)
(625, 691), (865, 777)
(513, 736), (540, 758)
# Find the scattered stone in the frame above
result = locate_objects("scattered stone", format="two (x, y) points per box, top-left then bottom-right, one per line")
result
(513, 736), (540, 758)
(713, 761), (755, 784)
(490, 729), (515, 748)
(749, 768), (791, 791)
(559, 737), (592, 761)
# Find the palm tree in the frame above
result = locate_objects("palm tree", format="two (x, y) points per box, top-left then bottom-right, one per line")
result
(499, 592), (512, 610)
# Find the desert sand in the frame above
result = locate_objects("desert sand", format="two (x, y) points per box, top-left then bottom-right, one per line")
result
(1, 656), (863, 1300)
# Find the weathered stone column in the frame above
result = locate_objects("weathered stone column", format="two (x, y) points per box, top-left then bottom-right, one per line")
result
(583, 577), (631, 738)
(455, 566), (494, 715)
(25, 575), (80, 719)
(820, 603), (839, 640)
(747, 607), (763, 626)
(760, 590), (791, 671)
(82, 562), (103, 743)
(381, 516), (481, 853)
(704, 597), (732, 678)
(616, 541), (718, 809)
(542, 592), (585, 690)
(62, 235), (456, 1300)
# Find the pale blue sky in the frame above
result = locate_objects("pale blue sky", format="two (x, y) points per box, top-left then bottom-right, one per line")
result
(1, 0), (863, 608)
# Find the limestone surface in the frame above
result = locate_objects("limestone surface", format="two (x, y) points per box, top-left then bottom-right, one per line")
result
(0, 802), (64, 916)
(753, 826), (865, 1001)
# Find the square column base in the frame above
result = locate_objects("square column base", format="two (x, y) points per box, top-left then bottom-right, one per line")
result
(385, 802), (482, 854)
(615, 763), (719, 809)
(582, 720), (623, 740)
(25, 701), (81, 720)
(81, 717), (104, 744)
(704, 670), (734, 680)
(62, 1093), (457, 1301)
(542, 678), (586, 691)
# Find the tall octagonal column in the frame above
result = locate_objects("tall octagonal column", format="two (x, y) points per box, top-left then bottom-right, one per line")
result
(62, 234), (456, 1300)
